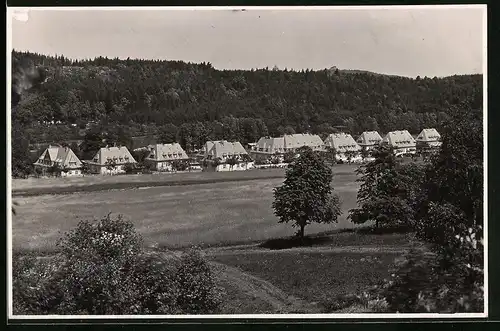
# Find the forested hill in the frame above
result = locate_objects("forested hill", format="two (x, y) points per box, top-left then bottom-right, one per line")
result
(12, 50), (482, 147)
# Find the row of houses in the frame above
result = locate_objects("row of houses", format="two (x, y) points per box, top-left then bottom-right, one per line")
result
(32, 128), (442, 177)
(251, 128), (441, 162)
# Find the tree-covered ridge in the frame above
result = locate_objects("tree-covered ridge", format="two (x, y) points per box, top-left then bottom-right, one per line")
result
(12, 50), (482, 143)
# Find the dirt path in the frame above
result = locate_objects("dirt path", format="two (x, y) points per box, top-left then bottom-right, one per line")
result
(210, 261), (322, 314)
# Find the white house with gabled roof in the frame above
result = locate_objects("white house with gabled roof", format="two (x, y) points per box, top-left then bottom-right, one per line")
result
(145, 143), (189, 171)
(251, 133), (324, 162)
(33, 145), (83, 177)
(356, 131), (383, 152)
(203, 140), (254, 172)
(416, 128), (442, 152)
(284, 133), (324, 152)
(86, 146), (137, 175)
(323, 133), (362, 162)
(382, 130), (417, 155)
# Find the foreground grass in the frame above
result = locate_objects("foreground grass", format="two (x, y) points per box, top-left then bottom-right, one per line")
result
(211, 250), (399, 312)
(208, 230), (414, 313)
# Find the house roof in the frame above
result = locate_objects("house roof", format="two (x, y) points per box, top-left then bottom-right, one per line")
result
(324, 133), (361, 152)
(205, 140), (249, 159)
(254, 136), (285, 154)
(90, 146), (137, 165)
(146, 143), (189, 161)
(416, 128), (441, 142)
(283, 133), (324, 149)
(357, 131), (383, 146)
(253, 133), (324, 154)
(35, 145), (83, 168)
(382, 130), (416, 148)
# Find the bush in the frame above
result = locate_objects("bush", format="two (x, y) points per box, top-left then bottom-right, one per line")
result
(381, 245), (483, 313)
(123, 162), (136, 174)
(175, 248), (223, 314)
(12, 215), (223, 315)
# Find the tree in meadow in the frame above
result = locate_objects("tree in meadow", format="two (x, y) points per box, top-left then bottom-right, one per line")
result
(272, 146), (342, 240)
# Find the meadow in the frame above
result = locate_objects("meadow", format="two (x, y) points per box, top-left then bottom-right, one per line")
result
(12, 164), (420, 314)
(12, 165), (360, 252)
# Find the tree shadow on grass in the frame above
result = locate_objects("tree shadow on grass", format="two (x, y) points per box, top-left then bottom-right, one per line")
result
(354, 225), (411, 235)
(259, 235), (334, 250)
(259, 225), (412, 250)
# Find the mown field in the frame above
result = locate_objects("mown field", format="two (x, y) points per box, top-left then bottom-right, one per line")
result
(12, 166), (360, 252)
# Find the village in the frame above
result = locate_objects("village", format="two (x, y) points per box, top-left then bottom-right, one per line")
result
(31, 128), (442, 178)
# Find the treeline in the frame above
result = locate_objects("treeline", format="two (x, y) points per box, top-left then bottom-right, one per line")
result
(12, 50), (482, 138)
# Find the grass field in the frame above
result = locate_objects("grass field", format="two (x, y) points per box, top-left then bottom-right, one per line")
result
(207, 230), (415, 313)
(212, 250), (400, 312)
(12, 166), (361, 252)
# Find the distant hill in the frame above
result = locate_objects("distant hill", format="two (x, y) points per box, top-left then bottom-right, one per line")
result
(339, 69), (403, 78)
(11, 50), (483, 147)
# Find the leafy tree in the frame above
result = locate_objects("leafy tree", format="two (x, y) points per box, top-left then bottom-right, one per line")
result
(11, 122), (33, 178)
(323, 146), (337, 165)
(345, 150), (358, 163)
(69, 142), (81, 159)
(415, 101), (483, 246)
(283, 150), (296, 164)
(270, 152), (281, 165)
(171, 160), (189, 171)
(158, 123), (179, 144)
(211, 157), (221, 169)
(348, 145), (423, 228)
(48, 163), (62, 177)
(272, 146), (342, 240)
(240, 153), (253, 163)
(105, 158), (117, 172)
(361, 148), (370, 160)
(80, 129), (105, 160)
(34, 166), (43, 178)
(226, 155), (239, 168)
(131, 149), (151, 166)
(123, 162), (136, 174)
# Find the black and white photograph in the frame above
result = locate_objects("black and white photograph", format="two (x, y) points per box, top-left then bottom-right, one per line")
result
(7, 5), (486, 319)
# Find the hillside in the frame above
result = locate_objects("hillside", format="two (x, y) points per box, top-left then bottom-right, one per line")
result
(12, 50), (482, 137)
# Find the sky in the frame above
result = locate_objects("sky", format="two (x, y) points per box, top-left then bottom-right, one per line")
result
(9, 6), (486, 78)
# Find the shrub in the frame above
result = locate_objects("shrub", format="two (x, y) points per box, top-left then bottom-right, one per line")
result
(175, 248), (223, 314)
(123, 162), (136, 174)
(382, 244), (483, 313)
(12, 215), (223, 315)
